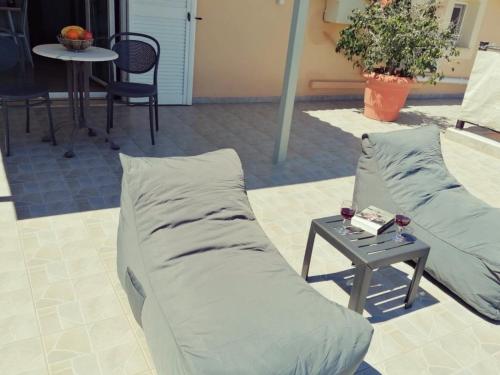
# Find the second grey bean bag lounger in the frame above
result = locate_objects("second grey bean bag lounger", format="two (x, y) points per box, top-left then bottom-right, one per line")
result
(353, 125), (500, 320)
(117, 149), (373, 375)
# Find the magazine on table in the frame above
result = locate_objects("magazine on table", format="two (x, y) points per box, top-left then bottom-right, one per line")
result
(351, 206), (394, 235)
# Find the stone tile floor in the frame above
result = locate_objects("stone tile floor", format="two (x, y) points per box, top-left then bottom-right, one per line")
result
(0, 99), (499, 374)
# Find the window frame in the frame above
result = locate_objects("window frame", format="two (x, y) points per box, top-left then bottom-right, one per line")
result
(441, 0), (489, 57)
(450, 2), (468, 41)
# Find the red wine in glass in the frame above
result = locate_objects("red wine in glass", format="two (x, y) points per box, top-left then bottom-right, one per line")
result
(338, 200), (356, 235)
(341, 207), (356, 220)
(394, 214), (411, 242)
(395, 215), (411, 227)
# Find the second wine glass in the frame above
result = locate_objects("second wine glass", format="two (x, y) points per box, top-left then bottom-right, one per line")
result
(338, 200), (357, 235)
(393, 213), (411, 242)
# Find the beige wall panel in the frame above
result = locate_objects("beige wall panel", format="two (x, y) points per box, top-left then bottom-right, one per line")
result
(193, 0), (500, 99)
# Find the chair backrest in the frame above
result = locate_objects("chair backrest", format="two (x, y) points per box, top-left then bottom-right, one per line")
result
(5, 0), (29, 33)
(20, 0), (29, 31)
(109, 32), (160, 83)
(0, 37), (19, 72)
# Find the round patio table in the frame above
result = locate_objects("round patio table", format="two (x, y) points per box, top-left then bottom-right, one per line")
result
(33, 44), (119, 158)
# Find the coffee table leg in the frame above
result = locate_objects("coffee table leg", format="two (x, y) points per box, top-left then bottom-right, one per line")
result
(301, 224), (316, 280)
(348, 265), (373, 314)
(405, 254), (428, 309)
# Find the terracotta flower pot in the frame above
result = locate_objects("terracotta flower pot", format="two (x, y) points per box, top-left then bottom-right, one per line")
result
(363, 73), (414, 122)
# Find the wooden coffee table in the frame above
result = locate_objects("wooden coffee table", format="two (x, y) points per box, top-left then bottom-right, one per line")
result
(301, 215), (430, 314)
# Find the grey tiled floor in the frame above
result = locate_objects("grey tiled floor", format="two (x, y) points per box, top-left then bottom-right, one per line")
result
(0, 99), (499, 374)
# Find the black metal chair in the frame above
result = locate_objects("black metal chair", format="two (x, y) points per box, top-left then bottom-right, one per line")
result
(0, 0), (33, 65)
(107, 32), (160, 145)
(0, 37), (56, 156)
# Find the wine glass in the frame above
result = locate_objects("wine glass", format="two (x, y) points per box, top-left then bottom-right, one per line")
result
(338, 200), (357, 235)
(394, 213), (411, 242)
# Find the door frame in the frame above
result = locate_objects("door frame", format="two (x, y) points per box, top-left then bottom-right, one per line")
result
(87, 0), (116, 87)
(122, 0), (197, 105)
(184, 0), (198, 105)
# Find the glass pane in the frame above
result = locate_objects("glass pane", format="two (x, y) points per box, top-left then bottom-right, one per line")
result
(450, 4), (466, 35)
(29, 0), (89, 92)
(89, 0), (112, 84)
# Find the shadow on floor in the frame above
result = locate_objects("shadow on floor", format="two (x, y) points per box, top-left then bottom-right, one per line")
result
(0, 101), (364, 219)
(396, 110), (453, 130)
(0, 99), (461, 220)
(348, 99), (458, 130)
(308, 265), (439, 323)
(356, 361), (382, 375)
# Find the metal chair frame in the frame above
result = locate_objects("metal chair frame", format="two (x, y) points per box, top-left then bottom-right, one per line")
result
(0, 0), (33, 65)
(106, 32), (160, 145)
(0, 38), (55, 156)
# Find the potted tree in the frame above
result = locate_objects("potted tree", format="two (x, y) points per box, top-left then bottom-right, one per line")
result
(335, 0), (459, 121)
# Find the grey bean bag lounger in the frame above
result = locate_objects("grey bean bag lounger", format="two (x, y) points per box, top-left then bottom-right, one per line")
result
(353, 125), (500, 320)
(117, 149), (373, 375)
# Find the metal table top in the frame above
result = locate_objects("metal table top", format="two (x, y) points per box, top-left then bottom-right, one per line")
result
(312, 215), (429, 268)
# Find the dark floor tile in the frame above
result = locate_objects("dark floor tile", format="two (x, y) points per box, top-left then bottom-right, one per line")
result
(14, 192), (44, 206)
(15, 206), (31, 220)
(45, 200), (78, 216)
(71, 186), (100, 199)
(27, 204), (49, 218)
(43, 189), (74, 204)
(87, 196), (106, 209)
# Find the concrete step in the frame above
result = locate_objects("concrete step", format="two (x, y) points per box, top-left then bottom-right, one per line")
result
(445, 126), (500, 160)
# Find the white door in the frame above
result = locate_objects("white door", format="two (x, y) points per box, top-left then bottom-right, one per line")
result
(126, 0), (197, 105)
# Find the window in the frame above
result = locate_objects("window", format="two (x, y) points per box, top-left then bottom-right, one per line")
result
(445, 0), (488, 51)
(450, 3), (467, 40)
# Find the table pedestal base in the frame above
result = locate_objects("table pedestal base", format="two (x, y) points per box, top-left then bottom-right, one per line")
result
(62, 61), (119, 158)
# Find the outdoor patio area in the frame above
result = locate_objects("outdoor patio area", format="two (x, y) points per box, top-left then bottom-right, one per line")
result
(0, 98), (499, 375)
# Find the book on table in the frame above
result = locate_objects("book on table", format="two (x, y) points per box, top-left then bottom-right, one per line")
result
(351, 206), (394, 235)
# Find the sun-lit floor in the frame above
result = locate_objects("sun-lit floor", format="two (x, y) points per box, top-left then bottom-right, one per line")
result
(0, 99), (499, 374)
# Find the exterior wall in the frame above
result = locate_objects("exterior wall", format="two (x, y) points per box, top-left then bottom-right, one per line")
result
(193, 0), (500, 100)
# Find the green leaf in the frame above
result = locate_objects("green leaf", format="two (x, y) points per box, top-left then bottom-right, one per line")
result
(335, 0), (459, 83)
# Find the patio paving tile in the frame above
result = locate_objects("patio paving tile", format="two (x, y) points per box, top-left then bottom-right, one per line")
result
(43, 326), (93, 364)
(0, 99), (499, 374)
(37, 302), (85, 336)
(0, 337), (48, 375)
(0, 269), (31, 294)
(0, 307), (39, 346)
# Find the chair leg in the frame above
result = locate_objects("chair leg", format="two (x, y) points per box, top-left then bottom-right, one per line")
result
(149, 96), (155, 145)
(106, 94), (113, 134)
(6, 12), (17, 45)
(2, 102), (10, 157)
(22, 37), (33, 66)
(25, 100), (30, 133)
(45, 95), (56, 146)
(154, 94), (159, 132)
(24, 18), (33, 65)
(110, 95), (114, 129)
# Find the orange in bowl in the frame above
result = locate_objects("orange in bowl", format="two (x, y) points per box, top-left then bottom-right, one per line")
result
(61, 26), (84, 38)
(65, 29), (81, 41)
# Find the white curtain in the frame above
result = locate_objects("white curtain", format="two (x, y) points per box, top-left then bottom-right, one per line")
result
(459, 49), (500, 131)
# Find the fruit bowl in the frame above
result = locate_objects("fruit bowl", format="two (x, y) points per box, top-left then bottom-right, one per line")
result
(57, 35), (93, 51)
